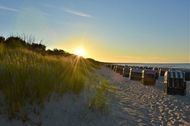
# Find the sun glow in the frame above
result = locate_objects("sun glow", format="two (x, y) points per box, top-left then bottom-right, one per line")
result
(74, 47), (87, 57)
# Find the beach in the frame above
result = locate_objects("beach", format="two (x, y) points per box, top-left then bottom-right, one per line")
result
(98, 67), (190, 126)
(0, 66), (189, 126)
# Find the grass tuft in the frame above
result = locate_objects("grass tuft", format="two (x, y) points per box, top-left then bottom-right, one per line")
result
(88, 80), (110, 113)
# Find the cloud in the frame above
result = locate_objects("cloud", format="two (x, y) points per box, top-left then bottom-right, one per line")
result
(0, 5), (50, 17)
(64, 8), (93, 18)
(43, 4), (93, 18)
(0, 5), (19, 12)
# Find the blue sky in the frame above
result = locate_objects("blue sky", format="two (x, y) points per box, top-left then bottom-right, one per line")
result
(0, 0), (189, 63)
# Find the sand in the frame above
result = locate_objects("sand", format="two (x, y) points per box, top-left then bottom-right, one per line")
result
(0, 66), (190, 126)
(97, 67), (190, 126)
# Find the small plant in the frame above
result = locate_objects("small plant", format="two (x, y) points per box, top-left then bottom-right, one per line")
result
(89, 80), (110, 113)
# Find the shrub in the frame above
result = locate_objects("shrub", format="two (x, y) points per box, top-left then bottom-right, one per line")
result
(0, 36), (5, 43)
(5, 36), (27, 48)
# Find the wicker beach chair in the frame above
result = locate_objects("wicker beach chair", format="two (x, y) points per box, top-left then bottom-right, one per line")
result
(129, 68), (143, 81)
(164, 70), (186, 96)
(142, 69), (157, 85)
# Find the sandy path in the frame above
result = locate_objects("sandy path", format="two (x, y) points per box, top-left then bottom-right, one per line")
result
(97, 67), (190, 126)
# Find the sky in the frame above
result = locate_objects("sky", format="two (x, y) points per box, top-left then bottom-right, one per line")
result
(0, 0), (189, 63)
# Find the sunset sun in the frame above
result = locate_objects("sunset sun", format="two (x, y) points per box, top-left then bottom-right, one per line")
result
(74, 47), (87, 57)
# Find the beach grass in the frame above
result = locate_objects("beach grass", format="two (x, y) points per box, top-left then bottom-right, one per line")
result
(0, 43), (99, 118)
(88, 79), (110, 113)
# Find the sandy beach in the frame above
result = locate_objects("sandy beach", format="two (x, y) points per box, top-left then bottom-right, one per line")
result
(98, 67), (190, 126)
(0, 66), (190, 126)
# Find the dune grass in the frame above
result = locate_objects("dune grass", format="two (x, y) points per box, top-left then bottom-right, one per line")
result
(88, 80), (109, 113)
(0, 44), (97, 117)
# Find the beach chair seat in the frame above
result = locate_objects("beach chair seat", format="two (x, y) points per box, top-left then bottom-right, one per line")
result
(164, 70), (186, 96)
(129, 68), (142, 81)
(142, 70), (156, 85)
(123, 66), (131, 77)
(115, 65), (124, 75)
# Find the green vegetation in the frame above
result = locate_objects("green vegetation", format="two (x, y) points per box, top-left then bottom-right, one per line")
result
(0, 36), (102, 118)
(88, 79), (110, 113)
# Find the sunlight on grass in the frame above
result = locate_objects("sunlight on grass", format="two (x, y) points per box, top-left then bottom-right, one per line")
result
(0, 44), (99, 118)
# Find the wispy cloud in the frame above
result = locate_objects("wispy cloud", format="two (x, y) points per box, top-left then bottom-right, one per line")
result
(64, 8), (93, 18)
(0, 5), (19, 12)
(43, 4), (93, 18)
